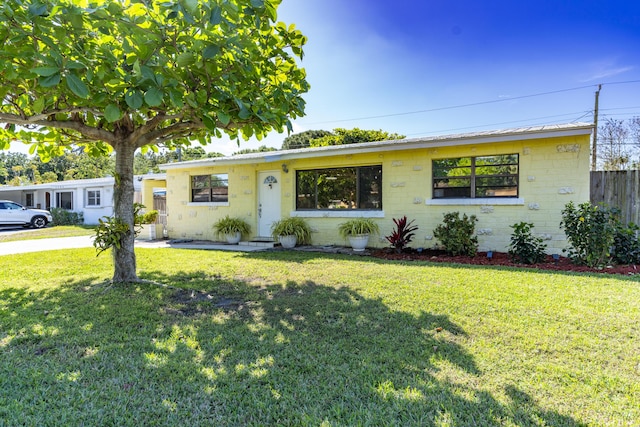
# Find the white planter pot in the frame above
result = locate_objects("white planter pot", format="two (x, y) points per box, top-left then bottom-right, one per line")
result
(225, 232), (242, 244)
(139, 224), (157, 241)
(348, 234), (370, 252)
(278, 235), (297, 249)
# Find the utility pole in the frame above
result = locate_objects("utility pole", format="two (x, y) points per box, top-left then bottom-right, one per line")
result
(591, 84), (602, 171)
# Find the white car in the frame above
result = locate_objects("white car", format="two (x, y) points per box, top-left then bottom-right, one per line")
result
(0, 200), (53, 228)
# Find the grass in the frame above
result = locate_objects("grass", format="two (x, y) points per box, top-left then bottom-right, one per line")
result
(0, 225), (95, 242)
(0, 248), (638, 426)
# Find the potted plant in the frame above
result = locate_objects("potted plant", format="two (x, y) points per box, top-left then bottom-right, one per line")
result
(271, 217), (312, 248)
(134, 203), (160, 240)
(338, 217), (380, 251)
(213, 215), (251, 244)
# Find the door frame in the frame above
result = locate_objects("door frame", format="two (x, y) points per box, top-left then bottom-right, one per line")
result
(257, 170), (282, 238)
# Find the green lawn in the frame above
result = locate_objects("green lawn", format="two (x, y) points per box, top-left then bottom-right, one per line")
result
(0, 248), (638, 426)
(0, 225), (95, 242)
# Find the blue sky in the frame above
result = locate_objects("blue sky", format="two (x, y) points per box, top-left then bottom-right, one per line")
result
(7, 0), (640, 156)
(244, 0), (640, 154)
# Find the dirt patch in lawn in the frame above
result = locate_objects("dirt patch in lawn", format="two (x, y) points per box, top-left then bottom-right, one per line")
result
(369, 248), (639, 276)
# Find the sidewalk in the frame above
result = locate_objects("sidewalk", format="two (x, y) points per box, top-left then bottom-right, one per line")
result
(0, 236), (269, 256)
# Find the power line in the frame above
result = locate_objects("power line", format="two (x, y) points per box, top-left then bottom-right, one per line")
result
(404, 111), (593, 137)
(303, 80), (640, 125)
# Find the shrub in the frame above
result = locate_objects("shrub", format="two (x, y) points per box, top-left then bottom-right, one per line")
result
(612, 222), (640, 265)
(560, 201), (618, 267)
(433, 212), (478, 256)
(50, 207), (84, 225)
(385, 216), (418, 253)
(271, 217), (312, 245)
(337, 218), (379, 238)
(133, 203), (159, 225)
(508, 222), (547, 264)
(213, 215), (251, 238)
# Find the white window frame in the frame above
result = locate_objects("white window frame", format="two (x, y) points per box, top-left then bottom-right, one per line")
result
(86, 189), (101, 207)
(55, 191), (74, 210)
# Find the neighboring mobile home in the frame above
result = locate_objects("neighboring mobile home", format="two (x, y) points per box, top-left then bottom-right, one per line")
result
(160, 123), (593, 254)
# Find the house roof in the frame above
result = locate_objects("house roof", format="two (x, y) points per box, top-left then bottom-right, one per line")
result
(0, 176), (115, 192)
(0, 174), (159, 192)
(159, 122), (593, 170)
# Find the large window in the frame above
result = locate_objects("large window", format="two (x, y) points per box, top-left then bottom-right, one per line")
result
(86, 190), (101, 207)
(56, 192), (73, 209)
(433, 154), (519, 198)
(191, 174), (229, 203)
(296, 165), (382, 210)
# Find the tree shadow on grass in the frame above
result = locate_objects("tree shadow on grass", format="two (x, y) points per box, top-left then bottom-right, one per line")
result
(0, 273), (587, 426)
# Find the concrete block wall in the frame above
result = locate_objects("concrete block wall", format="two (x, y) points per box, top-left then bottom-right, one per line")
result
(164, 132), (590, 252)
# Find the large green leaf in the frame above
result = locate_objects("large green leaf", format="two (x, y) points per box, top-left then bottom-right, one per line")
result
(39, 73), (61, 87)
(104, 104), (121, 123)
(176, 52), (195, 67)
(31, 66), (60, 77)
(66, 74), (89, 98)
(125, 90), (144, 109)
(218, 112), (231, 126)
(144, 88), (164, 107)
(209, 6), (222, 24)
(202, 44), (220, 59)
(33, 97), (45, 114)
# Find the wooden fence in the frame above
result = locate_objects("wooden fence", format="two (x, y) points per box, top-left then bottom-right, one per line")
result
(590, 170), (640, 225)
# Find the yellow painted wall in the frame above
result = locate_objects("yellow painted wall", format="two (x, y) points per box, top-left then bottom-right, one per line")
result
(164, 133), (590, 253)
(140, 178), (166, 211)
(165, 164), (259, 241)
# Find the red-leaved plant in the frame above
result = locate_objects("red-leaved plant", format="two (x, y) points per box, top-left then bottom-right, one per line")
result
(385, 216), (419, 253)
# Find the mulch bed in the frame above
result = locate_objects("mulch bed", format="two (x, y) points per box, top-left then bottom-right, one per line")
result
(370, 248), (640, 276)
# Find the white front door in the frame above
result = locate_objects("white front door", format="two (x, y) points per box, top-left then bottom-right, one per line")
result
(258, 171), (281, 238)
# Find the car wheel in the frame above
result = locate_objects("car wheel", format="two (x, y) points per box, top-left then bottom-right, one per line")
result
(31, 216), (47, 229)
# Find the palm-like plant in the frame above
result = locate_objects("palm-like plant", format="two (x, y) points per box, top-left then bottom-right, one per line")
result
(385, 216), (418, 253)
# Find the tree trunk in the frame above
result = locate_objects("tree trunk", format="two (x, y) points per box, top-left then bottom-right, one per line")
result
(112, 141), (138, 283)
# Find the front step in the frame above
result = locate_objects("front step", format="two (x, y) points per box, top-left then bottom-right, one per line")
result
(242, 238), (277, 248)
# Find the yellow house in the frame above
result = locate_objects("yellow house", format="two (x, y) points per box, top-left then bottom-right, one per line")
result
(160, 123), (592, 254)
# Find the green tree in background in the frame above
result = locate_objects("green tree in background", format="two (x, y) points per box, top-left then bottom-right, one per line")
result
(0, 0), (309, 283)
(233, 145), (278, 155)
(281, 129), (333, 150)
(309, 128), (405, 147)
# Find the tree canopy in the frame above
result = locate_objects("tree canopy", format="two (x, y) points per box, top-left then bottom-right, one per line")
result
(281, 128), (405, 150)
(308, 128), (405, 147)
(281, 129), (332, 150)
(0, 0), (309, 282)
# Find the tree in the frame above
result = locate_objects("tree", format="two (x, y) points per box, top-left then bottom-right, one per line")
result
(0, 0), (309, 282)
(31, 150), (115, 181)
(233, 145), (277, 155)
(281, 129), (332, 150)
(599, 119), (631, 170)
(309, 128), (405, 147)
(133, 146), (217, 174)
(0, 152), (29, 184)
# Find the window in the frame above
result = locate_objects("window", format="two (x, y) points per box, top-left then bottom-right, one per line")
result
(296, 165), (382, 210)
(0, 201), (22, 210)
(433, 154), (519, 198)
(191, 174), (228, 203)
(56, 192), (73, 209)
(87, 190), (101, 207)
(25, 193), (34, 208)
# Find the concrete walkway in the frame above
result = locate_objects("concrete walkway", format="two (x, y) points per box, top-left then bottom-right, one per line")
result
(0, 236), (269, 256)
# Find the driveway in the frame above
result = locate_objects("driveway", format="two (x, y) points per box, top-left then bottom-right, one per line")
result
(0, 236), (96, 256)
(0, 236), (267, 256)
